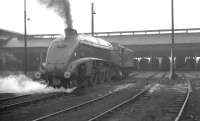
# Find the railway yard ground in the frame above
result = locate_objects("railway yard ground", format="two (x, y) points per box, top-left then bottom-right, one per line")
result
(0, 71), (200, 121)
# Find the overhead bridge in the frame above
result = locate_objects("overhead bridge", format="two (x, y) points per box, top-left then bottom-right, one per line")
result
(82, 28), (200, 57)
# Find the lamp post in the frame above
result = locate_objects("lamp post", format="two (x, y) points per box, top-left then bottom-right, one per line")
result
(169, 0), (176, 79)
(91, 2), (96, 36)
(24, 0), (27, 74)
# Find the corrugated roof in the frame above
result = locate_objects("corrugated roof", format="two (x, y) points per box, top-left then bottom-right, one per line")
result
(0, 28), (23, 36)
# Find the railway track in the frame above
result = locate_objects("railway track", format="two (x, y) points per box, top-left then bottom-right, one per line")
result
(88, 75), (191, 121)
(0, 92), (66, 111)
(0, 72), (156, 112)
(88, 87), (150, 121)
(0, 71), (159, 121)
(31, 85), (151, 121)
(162, 80), (191, 121)
(31, 72), (158, 121)
(0, 94), (29, 102)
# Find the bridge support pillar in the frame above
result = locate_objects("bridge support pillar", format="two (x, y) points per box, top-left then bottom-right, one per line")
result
(158, 57), (163, 70)
(169, 50), (176, 80)
(194, 56), (198, 71)
(197, 59), (200, 71)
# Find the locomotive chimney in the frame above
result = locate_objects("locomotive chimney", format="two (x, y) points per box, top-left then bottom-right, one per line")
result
(64, 28), (77, 40)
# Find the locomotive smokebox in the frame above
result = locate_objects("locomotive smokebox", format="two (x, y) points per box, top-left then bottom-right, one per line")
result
(64, 28), (77, 40)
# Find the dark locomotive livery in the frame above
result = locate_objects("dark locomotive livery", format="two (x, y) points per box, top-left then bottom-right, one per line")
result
(35, 28), (133, 88)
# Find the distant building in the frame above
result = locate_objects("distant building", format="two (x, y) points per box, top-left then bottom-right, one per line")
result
(0, 28), (60, 71)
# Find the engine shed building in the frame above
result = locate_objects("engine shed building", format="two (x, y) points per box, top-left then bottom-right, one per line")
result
(1, 28), (200, 71)
(0, 29), (59, 71)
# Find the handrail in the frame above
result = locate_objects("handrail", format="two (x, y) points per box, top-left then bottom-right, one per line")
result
(80, 28), (200, 36)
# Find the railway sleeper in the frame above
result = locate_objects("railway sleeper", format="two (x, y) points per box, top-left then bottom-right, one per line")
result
(161, 114), (174, 121)
(166, 106), (181, 110)
(166, 109), (180, 113)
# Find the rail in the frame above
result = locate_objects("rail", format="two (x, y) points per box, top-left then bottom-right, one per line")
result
(0, 94), (29, 102)
(88, 87), (149, 121)
(88, 73), (191, 121)
(31, 72), (157, 121)
(174, 79), (191, 121)
(0, 93), (65, 111)
(32, 90), (122, 121)
(27, 34), (62, 39)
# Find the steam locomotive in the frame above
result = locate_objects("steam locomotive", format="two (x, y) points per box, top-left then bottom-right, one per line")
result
(35, 28), (133, 88)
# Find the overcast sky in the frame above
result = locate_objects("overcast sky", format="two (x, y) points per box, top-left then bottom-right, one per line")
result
(0, 0), (200, 35)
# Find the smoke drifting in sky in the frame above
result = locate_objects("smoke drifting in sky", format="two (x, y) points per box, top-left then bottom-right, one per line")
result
(0, 74), (76, 94)
(38, 0), (73, 29)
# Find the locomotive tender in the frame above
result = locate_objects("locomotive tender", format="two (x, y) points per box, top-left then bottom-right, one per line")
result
(35, 28), (133, 88)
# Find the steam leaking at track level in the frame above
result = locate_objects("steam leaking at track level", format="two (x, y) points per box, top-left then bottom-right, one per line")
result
(0, 74), (76, 94)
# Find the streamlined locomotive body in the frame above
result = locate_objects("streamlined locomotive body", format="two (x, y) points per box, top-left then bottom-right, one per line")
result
(35, 29), (133, 88)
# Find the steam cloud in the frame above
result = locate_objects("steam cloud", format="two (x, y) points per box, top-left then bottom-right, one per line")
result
(0, 74), (76, 94)
(38, 0), (73, 29)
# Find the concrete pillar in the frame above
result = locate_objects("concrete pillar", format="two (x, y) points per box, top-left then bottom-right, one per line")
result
(158, 57), (163, 70)
(195, 56), (198, 71)
(197, 59), (200, 71)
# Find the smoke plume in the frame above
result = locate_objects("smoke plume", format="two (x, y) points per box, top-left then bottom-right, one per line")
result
(38, 0), (73, 29)
(0, 74), (76, 94)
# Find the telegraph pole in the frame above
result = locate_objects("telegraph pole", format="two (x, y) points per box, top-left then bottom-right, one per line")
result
(169, 0), (176, 79)
(24, 0), (27, 74)
(91, 2), (96, 36)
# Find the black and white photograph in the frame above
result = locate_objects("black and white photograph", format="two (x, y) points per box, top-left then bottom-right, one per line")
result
(0, 0), (200, 121)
